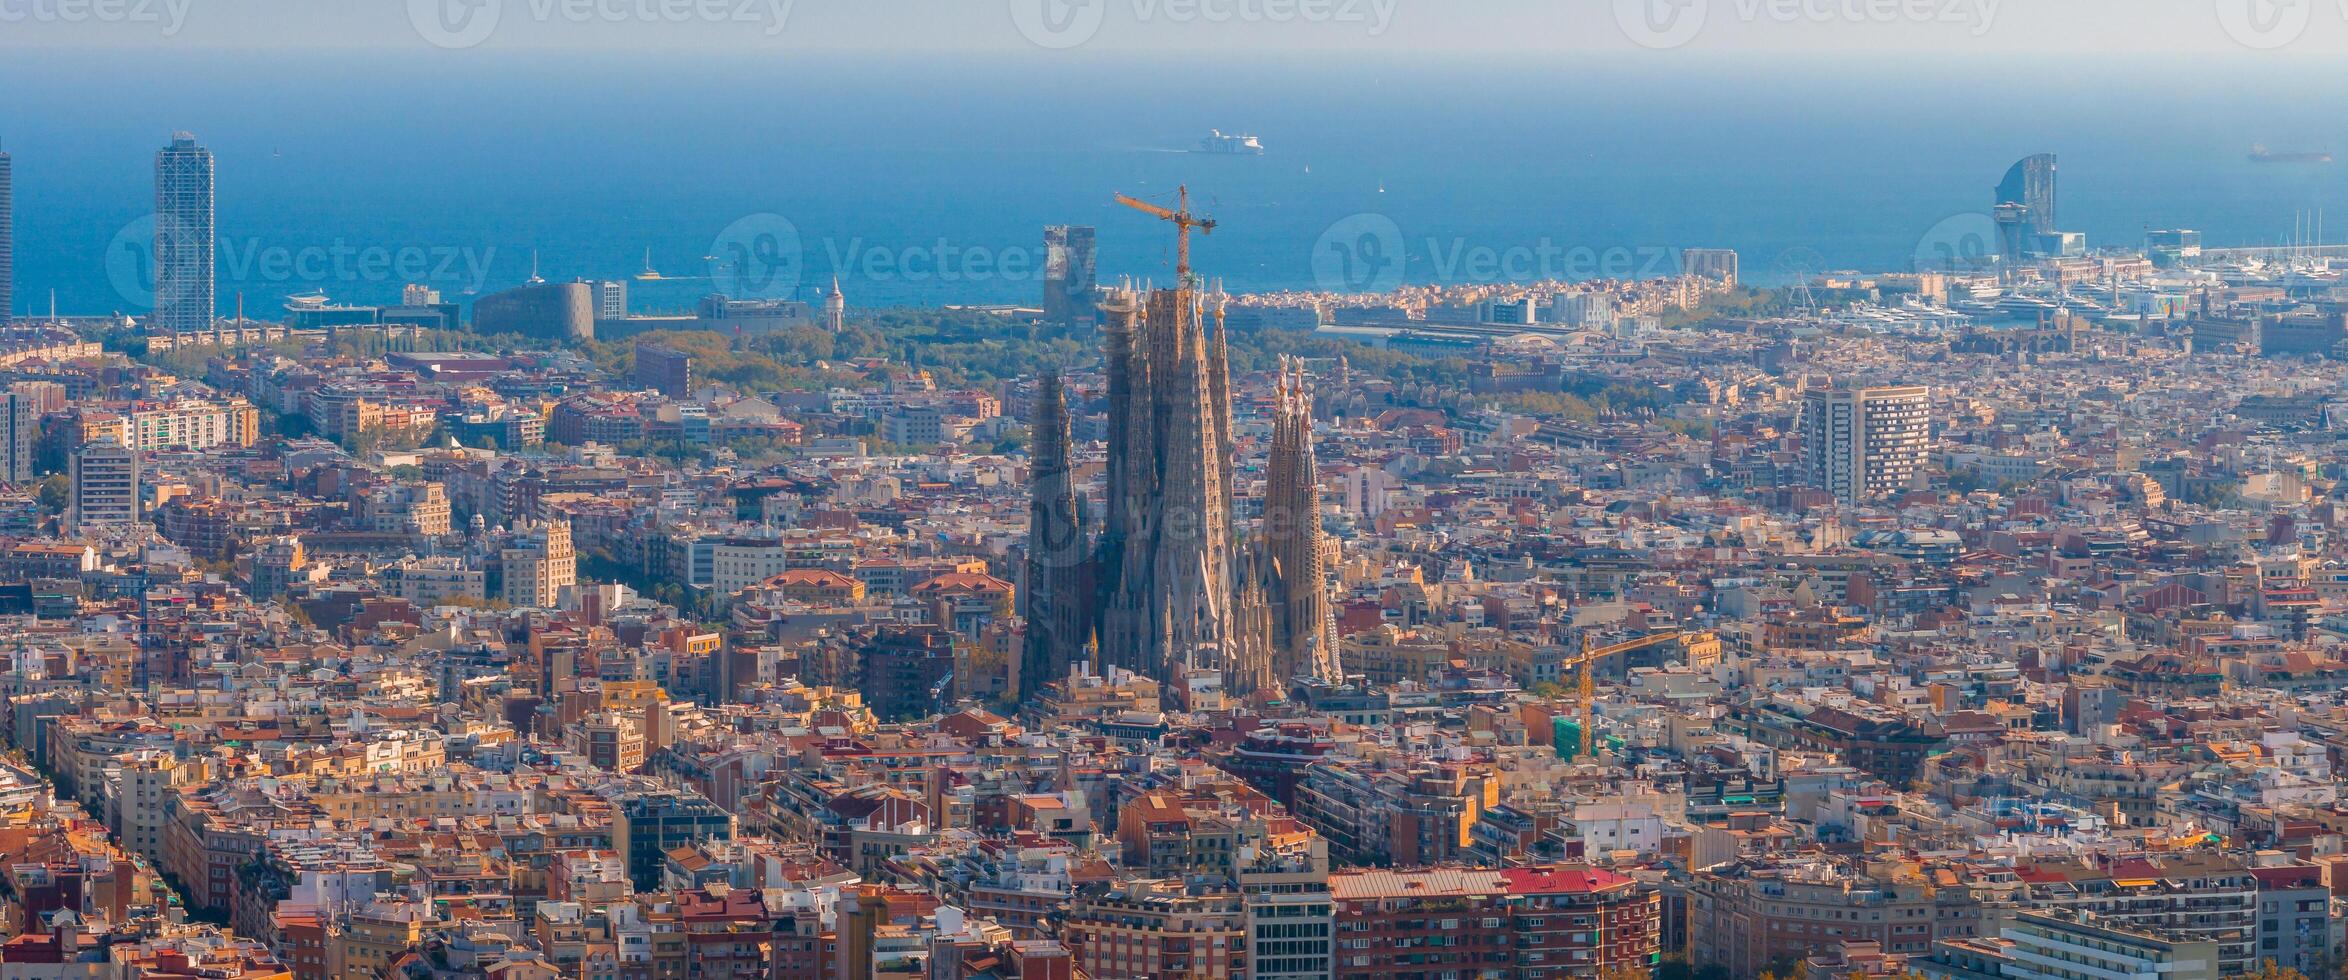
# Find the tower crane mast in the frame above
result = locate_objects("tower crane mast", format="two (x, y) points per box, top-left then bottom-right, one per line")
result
(1115, 185), (1216, 285)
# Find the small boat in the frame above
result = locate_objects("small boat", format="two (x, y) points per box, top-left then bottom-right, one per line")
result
(635, 247), (665, 281)
(2251, 144), (2333, 164)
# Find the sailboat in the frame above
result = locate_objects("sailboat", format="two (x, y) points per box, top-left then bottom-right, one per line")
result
(635, 247), (665, 281)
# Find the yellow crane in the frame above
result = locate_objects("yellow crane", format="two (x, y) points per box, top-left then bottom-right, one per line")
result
(1564, 629), (1714, 760)
(1115, 185), (1216, 283)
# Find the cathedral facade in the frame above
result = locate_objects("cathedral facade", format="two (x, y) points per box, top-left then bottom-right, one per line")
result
(1019, 278), (1342, 706)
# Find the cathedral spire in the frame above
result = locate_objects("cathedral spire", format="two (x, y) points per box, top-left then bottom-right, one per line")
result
(1020, 369), (1090, 700)
(1262, 355), (1342, 687)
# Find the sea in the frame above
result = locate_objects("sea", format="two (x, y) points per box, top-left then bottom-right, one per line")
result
(6, 48), (2348, 317)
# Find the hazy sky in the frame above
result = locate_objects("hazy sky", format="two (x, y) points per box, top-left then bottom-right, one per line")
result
(2, 0), (2346, 55)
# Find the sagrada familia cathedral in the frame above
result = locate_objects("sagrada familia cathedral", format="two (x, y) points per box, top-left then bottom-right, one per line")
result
(1018, 278), (1342, 707)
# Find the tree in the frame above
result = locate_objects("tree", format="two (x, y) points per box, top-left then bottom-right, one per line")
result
(35, 474), (68, 515)
(266, 412), (316, 440)
(2229, 961), (2309, 980)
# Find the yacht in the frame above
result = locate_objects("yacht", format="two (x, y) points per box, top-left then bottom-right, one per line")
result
(1196, 130), (1265, 155)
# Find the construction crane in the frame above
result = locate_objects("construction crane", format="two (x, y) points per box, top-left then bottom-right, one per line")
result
(1115, 185), (1216, 284)
(1564, 629), (1715, 760)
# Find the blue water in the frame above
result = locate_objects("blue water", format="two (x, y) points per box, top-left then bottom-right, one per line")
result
(5, 49), (2348, 316)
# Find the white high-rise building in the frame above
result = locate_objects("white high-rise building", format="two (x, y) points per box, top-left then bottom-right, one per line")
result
(70, 438), (140, 529)
(1803, 385), (1930, 504)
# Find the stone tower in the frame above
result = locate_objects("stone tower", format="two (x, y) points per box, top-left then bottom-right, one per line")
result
(1094, 280), (1241, 691)
(1019, 370), (1091, 700)
(1261, 356), (1342, 686)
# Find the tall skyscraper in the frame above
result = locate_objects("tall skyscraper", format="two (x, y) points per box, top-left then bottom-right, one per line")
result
(1802, 385), (1930, 504)
(1019, 370), (1090, 699)
(0, 390), (34, 486)
(1042, 225), (1097, 325)
(1993, 153), (2057, 260)
(0, 144), (13, 326)
(154, 133), (216, 333)
(71, 438), (140, 529)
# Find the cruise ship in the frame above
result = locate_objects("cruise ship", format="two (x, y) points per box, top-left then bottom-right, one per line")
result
(1195, 130), (1265, 155)
(2250, 144), (2333, 164)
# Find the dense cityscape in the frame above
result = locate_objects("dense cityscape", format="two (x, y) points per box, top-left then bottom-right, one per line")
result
(6, 75), (2348, 980)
